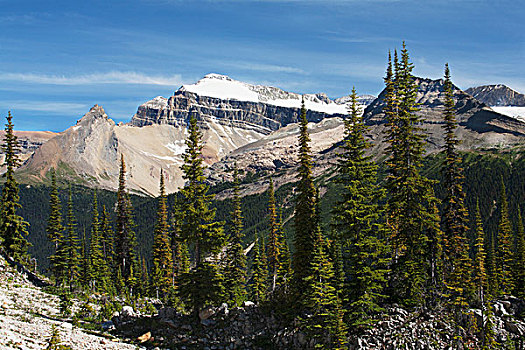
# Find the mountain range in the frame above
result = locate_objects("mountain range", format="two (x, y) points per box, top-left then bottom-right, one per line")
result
(5, 74), (525, 196)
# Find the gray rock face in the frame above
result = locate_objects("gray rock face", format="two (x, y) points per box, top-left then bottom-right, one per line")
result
(17, 76), (525, 197)
(335, 94), (377, 106)
(207, 77), (525, 199)
(362, 77), (525, 150)
(466, 84), (525, 106)
(0, 130), (57, 174)
(364, 78), (525, 135)
(131, 90), (347, 135)
(113, 297), (525, 350)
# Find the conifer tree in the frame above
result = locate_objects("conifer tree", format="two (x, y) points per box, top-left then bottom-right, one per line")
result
(482, 303), (497, 349)
(172, 197), (190, 282)
(115, 266), (125, 297)
(332, 87), (389, 329)
(251, 234), (268, 304)
(440, 63), (472, 312)
(293, 99), (318, 295)
(486, 232), (498, 297)
(114, 154), (138, 284)
(64, 185), (80, 290)
(79, 230), (90, 288)
(302, 228), (347, 349)
(45, 324), (72, 350)
(223, 166), (247, 306)
(127, 262), (138, 299)
(330, 240), (345, 302)
(472, 200), (488, 305)
(178, 115), (226, 317)
(47, 171), (66, 285)
(0, 112), (30, 263)
(471, 200), (496, 349)
(88, 191), (110, 293)
(266, 178), (281, 293)
(427, 201), (444, 300)
(514, 207), (525, 298)
(151, 170), (174, 300)
(383, 43), (440, 305)
(276, 207), (292, 293)
(495, 179), (514, 294)
(100, 205), (114, 263)
(140, 255), (150, 297)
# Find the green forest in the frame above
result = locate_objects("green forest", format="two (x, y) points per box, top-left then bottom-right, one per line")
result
(1, 45), (525, 349)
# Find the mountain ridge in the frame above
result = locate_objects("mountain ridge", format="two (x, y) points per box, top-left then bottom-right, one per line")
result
(14, 75), (525, 196)
(466, 84), (525, 107)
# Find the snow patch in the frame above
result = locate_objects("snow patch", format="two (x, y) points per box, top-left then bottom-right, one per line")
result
(165, 140), (187, 155)
(143, 96), (168, 109)
(180, 73), (356, 115)
(492, 107), (525, 122)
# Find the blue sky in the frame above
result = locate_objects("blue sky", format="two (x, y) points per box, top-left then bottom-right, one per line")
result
(1, 0), (523, 131)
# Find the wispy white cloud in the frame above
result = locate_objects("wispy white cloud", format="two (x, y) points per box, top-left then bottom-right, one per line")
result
(0, 71), (183, 86)
(222, 62), (305, 74)
(0, 101), (88, 114)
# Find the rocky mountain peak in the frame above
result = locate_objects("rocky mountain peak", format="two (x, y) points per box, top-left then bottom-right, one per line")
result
(76, 104), (110, 125)
(465, 84), (525, 107)
(201, 73), (234, 81)
(335, 94), (377, 106)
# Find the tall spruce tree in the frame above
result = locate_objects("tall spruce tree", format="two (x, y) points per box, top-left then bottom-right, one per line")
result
(251, 233), (268, 304)
(64, 185), (80, 290)
(100, 205), (114, 263)
(223, 166), (247, 306)
(302, 228), (347, 349)
(172, 196), (190, 282)
(88, 191), (110, 293)
(79, 230), (89, 288)
(47, 171), (66, 285)
(140, 255), (150, 298)
(495, 179), (514, 294)
(440, 63), (472, 313)
(0, 112), (30, 263)
(266, 178), (281, 293)
(514, 207), (525, 298)
(151, 170), (174, 300)
(332, 87), (389, 329)
(383, 43), (440, 306)
(471, 200), (495, 349)
(486, 232), (498, 297)
(293, 99), (318, 295)
(114, 154), (138, 285)
(178, 115), (226, 317)
(472, 200), (488, 305)
(276, 207), (292, 294)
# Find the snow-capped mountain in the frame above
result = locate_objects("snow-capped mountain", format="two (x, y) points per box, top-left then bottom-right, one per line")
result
(180, 73), (356, 114)
(22, 74), (369, 195)
(131, 73), (372, 135)
(18, 74), (525, 196)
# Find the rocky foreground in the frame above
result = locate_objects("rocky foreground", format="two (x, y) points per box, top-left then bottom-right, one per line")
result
(112, 298), (525, 350)
(0, 256), (138, 350)
(1, 254), (524, 349)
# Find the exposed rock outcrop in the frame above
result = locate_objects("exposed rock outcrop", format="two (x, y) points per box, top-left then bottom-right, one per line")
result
(0, 130), (56, 174)
(466, 84), (525, 107)
(207, 77), (525, 196)
(112, 298), (525, 349)
(16, 76), (525, 196)
(0, 255), (137, 350)
(19, 105), (265, 195)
